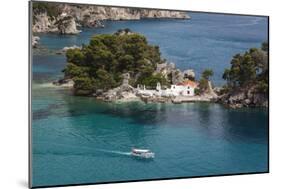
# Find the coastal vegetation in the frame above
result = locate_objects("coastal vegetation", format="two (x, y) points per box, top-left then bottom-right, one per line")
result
(60, 29), (220, 104)
(58, 28), (268, 107)
(220, 42), (269, 107)
(33, 2), (61, 22)
(63, 30), (167, 95)
(197, 69), (214, 94)
(222, 42), (268, 93)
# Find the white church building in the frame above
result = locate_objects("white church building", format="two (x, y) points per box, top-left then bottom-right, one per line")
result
(169, 80), (197, 96)
(138, 80), (198, 97)
(160, 80), (197, 97)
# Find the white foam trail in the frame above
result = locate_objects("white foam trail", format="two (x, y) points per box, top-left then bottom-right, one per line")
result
(59, 145), (131, 156)
(36, 141), (132, 156)
(96, 149), (131, 156)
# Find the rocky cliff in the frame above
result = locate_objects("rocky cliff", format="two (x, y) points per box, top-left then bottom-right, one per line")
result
(32, 2), (189, 34)
(217, 84), (268, 108)
(155, 62), (196, 84)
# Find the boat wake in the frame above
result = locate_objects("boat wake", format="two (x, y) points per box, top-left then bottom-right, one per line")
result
(96, 149), (131, 156)
(34, 141), (155, 159)
(33, 142), (132, 157)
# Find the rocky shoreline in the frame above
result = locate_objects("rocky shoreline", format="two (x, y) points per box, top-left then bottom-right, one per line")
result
(52, 60), (219, 105)
(32, 3), (189, 34)
(51, 55), (268, 108)
(53, 78), (218, 104)
(52, 76), (268, 109)
(217, 85), (268, 108)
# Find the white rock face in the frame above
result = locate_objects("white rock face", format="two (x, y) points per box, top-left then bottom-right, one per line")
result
(61, 45), (81, 52)
(57, 16), (81, 34)
(32, 13), (52, 33)
(140, 10), (188, 19)
(32, 4), (189, 34)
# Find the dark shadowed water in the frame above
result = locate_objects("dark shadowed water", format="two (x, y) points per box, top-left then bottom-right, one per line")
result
(32, 12), (268, 187)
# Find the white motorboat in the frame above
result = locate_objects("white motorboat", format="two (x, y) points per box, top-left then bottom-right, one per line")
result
(131, 148), (155, 159)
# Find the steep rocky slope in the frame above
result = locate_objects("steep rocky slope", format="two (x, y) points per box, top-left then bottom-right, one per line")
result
(32, 3), (189, 34)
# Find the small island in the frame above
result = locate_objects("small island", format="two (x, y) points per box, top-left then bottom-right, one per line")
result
(53, 29), (268, 108)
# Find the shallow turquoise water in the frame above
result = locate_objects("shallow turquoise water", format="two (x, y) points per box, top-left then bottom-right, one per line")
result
(32, 12), (268, 187)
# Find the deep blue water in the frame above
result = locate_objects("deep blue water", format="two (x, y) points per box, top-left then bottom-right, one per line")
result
(32, 12), (268, 187)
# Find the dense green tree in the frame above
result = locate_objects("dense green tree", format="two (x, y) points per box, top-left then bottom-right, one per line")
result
(33, 2), (61, 21)
(198, 69), (213, 93)
(63, 30), (167, 95)
(66, 49), (85, 66)
(73, 77), (94, 95)
(95, 69), (117, 90)
(63, 63), (89, 78)
(222, 42), (268, 93)
(261, 42), (269, 52)
(202, 69), (213, 80)
(140, 74), (169, 88)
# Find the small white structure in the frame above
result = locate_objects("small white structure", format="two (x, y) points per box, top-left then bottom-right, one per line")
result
(137, 80), (197, 97)
(156, 82), (161, 91)
(122, 73), (130, 86)
(169, 80), (197, 96)
(61, 12), (67, 17)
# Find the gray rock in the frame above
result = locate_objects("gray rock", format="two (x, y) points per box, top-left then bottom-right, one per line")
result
(183, 69), (195, 80)
(32, 12), (56, 33)
(57, 16), (81, 34)
(53, 78), (74, 87)
(61, 45), (81, 53)
(219, 84), (268, 108)
(32, 36), (40, 48)
(122, 73), (130, 86)
(140, 9), (188, 19)
(32, 4), (190, 33)
(206, 81), (218, 98)
(172, 69), (184, 84)
(229, 103), (243, 109)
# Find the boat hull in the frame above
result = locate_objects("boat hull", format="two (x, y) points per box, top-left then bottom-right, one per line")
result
(131, 152), (155, 159)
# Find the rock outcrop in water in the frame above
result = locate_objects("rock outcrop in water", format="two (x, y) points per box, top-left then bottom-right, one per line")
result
(57, 16), (81, 34)
(217, 85), (268, 108)
(32, 35), (40, 47)
(57, 45), (82, 54)
(217, 42), (269, 108)
(53, 78), (74, 88)
(32, 2), (189, 34)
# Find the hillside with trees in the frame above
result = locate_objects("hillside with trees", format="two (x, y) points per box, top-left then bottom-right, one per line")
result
(220, 42), (269, 107)
(63, 29), (167, 95)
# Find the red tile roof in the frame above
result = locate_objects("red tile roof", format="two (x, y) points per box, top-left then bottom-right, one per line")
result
(177, 80), (197, 88)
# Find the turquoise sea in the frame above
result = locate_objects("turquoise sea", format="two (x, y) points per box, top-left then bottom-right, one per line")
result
(32, 12), (269, 187)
